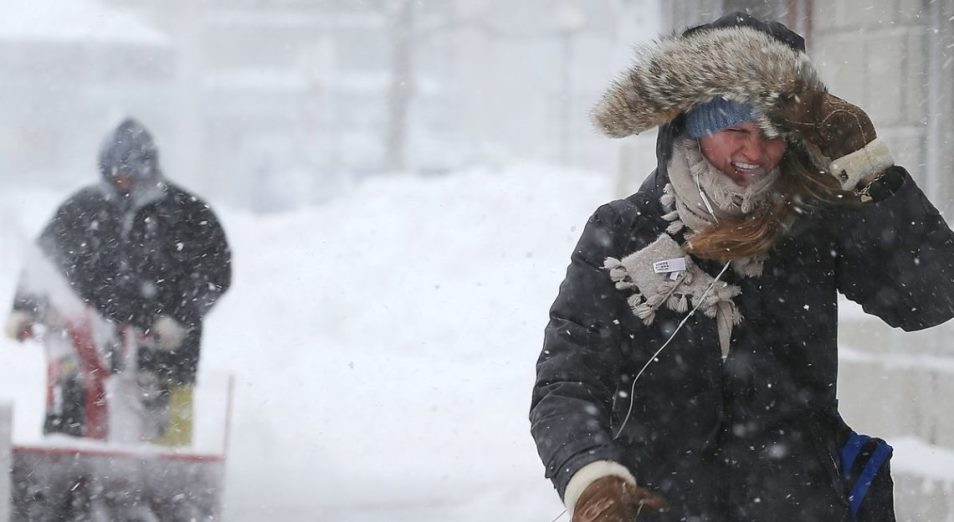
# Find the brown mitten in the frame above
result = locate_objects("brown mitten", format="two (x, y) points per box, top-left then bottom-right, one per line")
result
(781, 92), (893, 190)
(572, 476), (669, 522)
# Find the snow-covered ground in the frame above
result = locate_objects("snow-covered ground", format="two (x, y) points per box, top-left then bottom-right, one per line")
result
(0, 164), (609, 521)
(2, 164), (953, 520)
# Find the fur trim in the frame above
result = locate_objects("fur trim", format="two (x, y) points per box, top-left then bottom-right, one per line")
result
(564, 460), (637, 516)
(593, 25), (824, 137)
(829, 137), (894, 190)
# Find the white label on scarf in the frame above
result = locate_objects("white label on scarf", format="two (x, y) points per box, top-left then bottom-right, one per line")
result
(653, 257), (687, 274)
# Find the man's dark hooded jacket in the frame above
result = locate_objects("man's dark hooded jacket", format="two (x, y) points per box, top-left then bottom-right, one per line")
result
(13, 119), (231, 385)
(530, 14), (954, 522)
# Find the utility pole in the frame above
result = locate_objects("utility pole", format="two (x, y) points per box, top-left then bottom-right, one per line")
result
(385, 0), (415, 171)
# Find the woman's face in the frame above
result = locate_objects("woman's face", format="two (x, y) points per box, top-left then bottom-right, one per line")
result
(698, 121), (786, 186)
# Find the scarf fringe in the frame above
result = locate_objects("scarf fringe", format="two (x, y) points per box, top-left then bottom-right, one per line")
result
(606, 252), (740, 328)
(661, 148), (770, 279)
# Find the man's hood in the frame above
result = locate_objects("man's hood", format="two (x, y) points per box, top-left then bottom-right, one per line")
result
(98, 118), (162, 182)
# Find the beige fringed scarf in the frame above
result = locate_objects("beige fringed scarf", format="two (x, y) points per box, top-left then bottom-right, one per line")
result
(606, 137), (780, 359)
(663, 136), (779, 278)
(605, 233), (743, 358)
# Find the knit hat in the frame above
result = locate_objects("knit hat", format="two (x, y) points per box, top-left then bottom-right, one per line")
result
(684, 97), (757, 138)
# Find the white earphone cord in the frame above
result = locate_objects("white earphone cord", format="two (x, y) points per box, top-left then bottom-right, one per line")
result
(549, 169), (728, 522)
(613, 168), (727, 440)
(613, 259), (730, 440)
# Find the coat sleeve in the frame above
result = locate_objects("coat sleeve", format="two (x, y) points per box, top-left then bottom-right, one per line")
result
(163, 197), (232, 329)
(32, 192), (114, 319)
(530, 202), (637, 499)
(836, 166), (954, 330)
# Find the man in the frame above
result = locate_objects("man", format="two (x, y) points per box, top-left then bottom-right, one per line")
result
(531, 13), (950, 522)
(5, 118), (232, 446)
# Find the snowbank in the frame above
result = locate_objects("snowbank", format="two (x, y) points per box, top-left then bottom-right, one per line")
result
(0, 164), (610, 520)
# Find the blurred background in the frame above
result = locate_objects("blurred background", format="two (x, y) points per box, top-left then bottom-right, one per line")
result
(0, 0), (660, 211)
(0, 0), (952, 520)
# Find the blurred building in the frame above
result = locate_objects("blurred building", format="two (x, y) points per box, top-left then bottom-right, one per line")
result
(128, 0), (663, 207)
(0, 0), (174, 189)
(103, 0), (393, 209)
(0, 0), (660, 209)
(439, 0), (659, 175)
(659, 1), (954, 519)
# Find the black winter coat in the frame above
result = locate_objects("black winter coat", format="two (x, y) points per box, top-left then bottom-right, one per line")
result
(530, 124), (954, 519)
(14, 181), (231, 385)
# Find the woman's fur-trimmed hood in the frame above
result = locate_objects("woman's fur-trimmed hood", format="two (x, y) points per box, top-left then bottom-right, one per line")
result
(593, 22), (825, 138)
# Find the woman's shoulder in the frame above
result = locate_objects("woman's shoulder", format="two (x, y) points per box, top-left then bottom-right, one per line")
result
(583, 188), (667, 256)
(592, 193), (659, 222)
(592, 167), (666, 227)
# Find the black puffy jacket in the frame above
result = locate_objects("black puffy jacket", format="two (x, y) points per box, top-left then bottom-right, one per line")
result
(530, 63), (954, 522)
(530, 162), (954, 520)
(15, 181), (231, 385)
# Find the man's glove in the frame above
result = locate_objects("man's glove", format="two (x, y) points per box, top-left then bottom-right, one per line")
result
(4, 311), (34, 341)
(573, 476), (668, 522)
(150, 315), (188, 351)
(781, 92), (894, 190)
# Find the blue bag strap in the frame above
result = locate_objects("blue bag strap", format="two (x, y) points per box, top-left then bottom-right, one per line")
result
(840, 432), (870, 478)
(847, 440), (893, 520)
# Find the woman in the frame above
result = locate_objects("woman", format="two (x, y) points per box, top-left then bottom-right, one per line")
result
(530, 12), (954, 522)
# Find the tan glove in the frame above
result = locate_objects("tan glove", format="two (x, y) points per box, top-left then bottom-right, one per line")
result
(572, 476), (669, 522)
(4, 311), (34, 341)
(781, 92), (894, 190)
(150, 315), (188, 351)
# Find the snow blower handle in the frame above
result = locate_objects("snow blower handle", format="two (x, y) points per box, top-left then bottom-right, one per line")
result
(4, 310), (35, 342)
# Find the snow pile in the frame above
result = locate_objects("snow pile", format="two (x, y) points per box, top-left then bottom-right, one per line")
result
(0, 164), (611, 520)
(891, 437), (954, 483)
(209, 164), (610, 520)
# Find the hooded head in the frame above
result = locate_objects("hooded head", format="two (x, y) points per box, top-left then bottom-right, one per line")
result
(592, 12), (820, 144)
(98, 118), (162, 194)
(593, 13), (836, 261)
